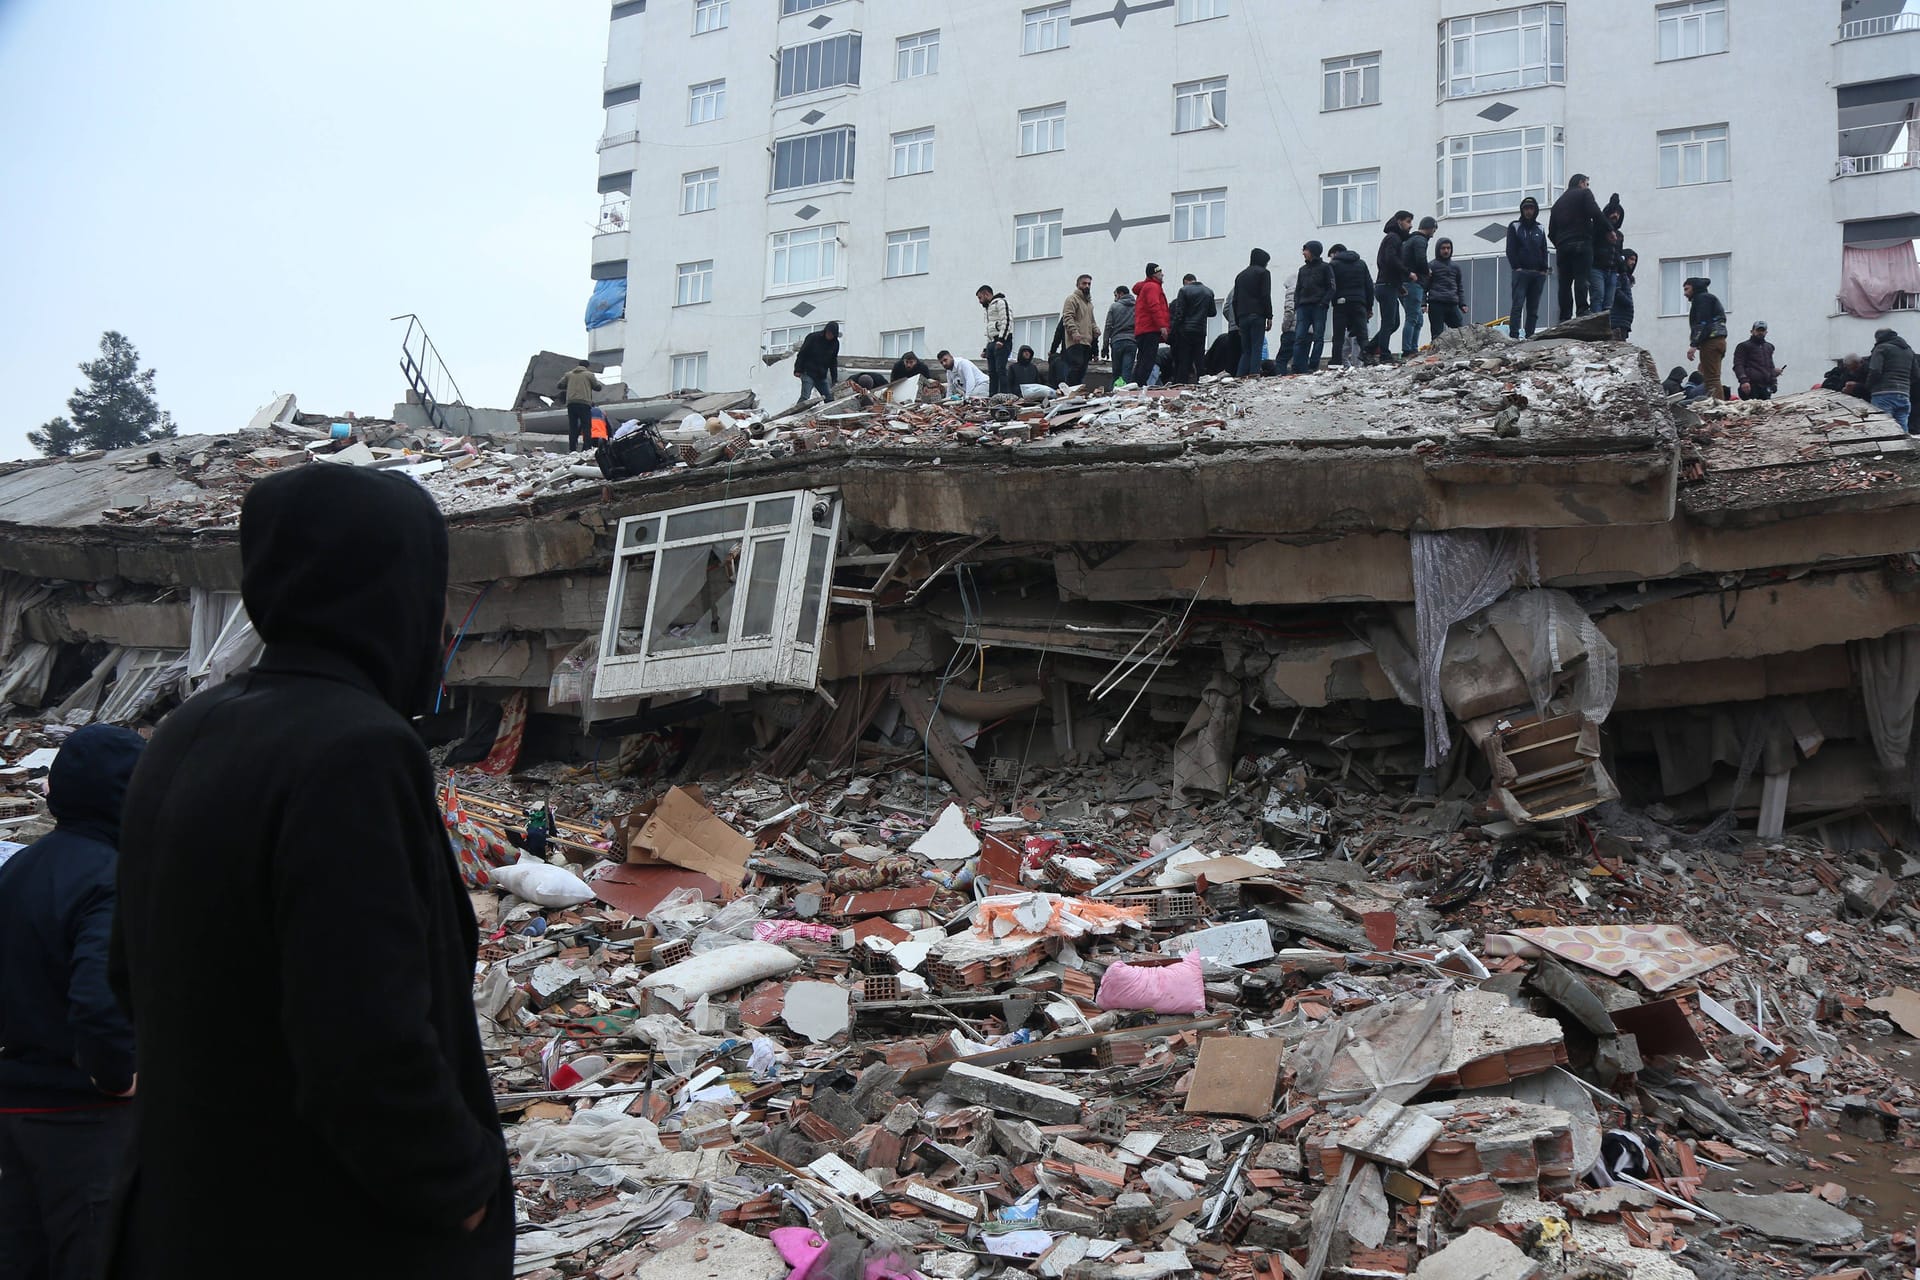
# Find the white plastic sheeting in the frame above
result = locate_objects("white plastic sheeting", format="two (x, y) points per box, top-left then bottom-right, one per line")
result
(1485, 588), (1619, 729)
(1411, 530), (1526, 766)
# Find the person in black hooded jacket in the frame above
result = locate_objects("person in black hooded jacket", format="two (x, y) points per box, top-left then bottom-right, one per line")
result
(108, 464), (512, 1280)
(1326, 243), (1374, 367)
(1368, 212), (1411, 361)
(0, 724), (145, 1280)
(1548, 174), (1604, 319)
(1425, 238), (1466, 333)
(1230, 248), (1273, 378)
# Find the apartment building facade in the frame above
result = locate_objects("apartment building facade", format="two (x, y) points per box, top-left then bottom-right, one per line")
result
(588, 0), (1920, 402)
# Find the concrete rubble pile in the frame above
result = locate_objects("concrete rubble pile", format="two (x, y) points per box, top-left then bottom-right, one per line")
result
(4, 322), (1920, 1275)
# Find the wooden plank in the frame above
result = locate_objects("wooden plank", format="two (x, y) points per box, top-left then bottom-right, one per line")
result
(898, 677), (991, 803)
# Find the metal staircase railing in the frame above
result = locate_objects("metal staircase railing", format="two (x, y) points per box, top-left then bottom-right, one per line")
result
(392, 313), (469, 434)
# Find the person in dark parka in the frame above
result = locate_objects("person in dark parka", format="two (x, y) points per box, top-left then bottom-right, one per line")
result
(0, 724), (144, 1280)
(108, 463), (512, 1280)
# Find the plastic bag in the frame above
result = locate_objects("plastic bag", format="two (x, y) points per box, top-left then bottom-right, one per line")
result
(690, 889), (776, 954)
(1095, 949), (1205, 1014)
(645, 886), (715, 938)
(490, 858), (593, 908)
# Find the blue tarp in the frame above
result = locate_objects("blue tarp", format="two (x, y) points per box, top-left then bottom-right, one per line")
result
(585, 278), (627, 330)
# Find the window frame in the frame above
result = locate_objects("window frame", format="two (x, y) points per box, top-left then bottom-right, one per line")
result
(1319, 168), (1380, 226)
(1659, 255), (1730, 316)
(1018, 102), (1068, 156)
(1657, 123), (1730, 188)
(1434, 124), (1566, 216)
(881, 328), (926, 359)
(694, 0), (730, 34)
(770, 126), (856, 193)
(767, 223), (844, 295)
(1656, 0), (1727, 61)
(1172, 188), (1227, 242)
(1013, 210), (1064, 263)
(1022, 4), (1071, 55)
(1012, 315), (1054, 354)
(675, 259), (714, 307)
(884, 226), (931, 278)
(669, 352), (709, 390)
(780, 0), (841, 14)
(1176, 0), (1228, 24)
(1322, 52), (1381, 112)
(687, 78), (727, 124)
(890, 126), (936, 177)
(776, 32), (862, 100)
(1173, 76), (1228, 133)
(896, 29), (940, 79)
(1438, 4), (1566, 100)
(681, 167), (719, 215)
(765, 323), (826, 355)
(595, 489), (844, 700)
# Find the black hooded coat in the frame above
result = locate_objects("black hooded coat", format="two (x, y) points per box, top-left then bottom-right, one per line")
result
(0, 724), (145, 1108)
(109, 464), (512, 1279)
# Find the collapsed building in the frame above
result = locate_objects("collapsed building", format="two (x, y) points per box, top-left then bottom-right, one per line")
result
(2, 315), (1916, 845)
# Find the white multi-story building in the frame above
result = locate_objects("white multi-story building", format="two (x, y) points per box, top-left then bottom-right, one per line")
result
(588, 0), (1920, 403)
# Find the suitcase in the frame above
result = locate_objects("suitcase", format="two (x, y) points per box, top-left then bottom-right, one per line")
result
(594, 425), (670, 480)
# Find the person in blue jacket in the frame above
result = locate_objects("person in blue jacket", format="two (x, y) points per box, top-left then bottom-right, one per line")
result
(0, 723), (145, 1280)
(1504, 196), (1549, 340)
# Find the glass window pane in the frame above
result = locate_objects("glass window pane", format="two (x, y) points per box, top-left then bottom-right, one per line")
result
(1706, 139), (1727, 181)
(754, 497), (795, 528)
(796, 533), (832, 641)
(622, 519), (658, 549)
(740, 538), (787, 639)
(610, 552), (654, 656)
(1660, 24), (1679, 60)
(1660, 148), (1679, 187)
(1683, 147), (1702, 183)
(648, 543), (737, 654)
(666, 503), (748, 541)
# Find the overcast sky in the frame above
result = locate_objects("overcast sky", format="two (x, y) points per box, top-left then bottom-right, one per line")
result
(0, 0), (609, 461)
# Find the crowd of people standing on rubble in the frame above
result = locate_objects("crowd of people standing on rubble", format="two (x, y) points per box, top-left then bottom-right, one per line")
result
(782, 171), (1918, 436)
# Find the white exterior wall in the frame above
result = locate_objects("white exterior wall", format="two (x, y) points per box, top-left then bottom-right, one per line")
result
(590, 1), (1920, 404)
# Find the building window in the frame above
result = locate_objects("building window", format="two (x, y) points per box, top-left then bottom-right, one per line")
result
(1019, 103), (1067, 156)
(694, 0), (729, 34)
(670, 352), (709, 390)
(1023, 4), (1071, 55)
(771, 126), (855, 192)
(675, 260), (713, 306)
(595, 490), (843, 700)
(1320, 169), (1379, 225)
(896, 30), (940, 79)
(1174, 77), (1228, 132)
(1659, 255), (1730, 316)
(1172, 188), (1226, 242)
(1013, 315), (1054, 353)
(1657, 0), (1726, 60)
(885, 227), (930, 277)
(1658, 125), (1729, 187)
(1436, 125), (1565, 215)
(1177, 0), (1228, 23)
(778, 33), (861, 99)
(881, 328), (925, 358)
(1014, 210), (1064, 262)
(890, 127), (935, 177)
(688, 78), (727, 124)
(681, 167), (718, 214)
(765, 324), (825, 355)
(781, 0), (837, 13)
(1439, 5), (1565, 99)
(1322, 53), (1381, 111)
(769, 224), (842, 293)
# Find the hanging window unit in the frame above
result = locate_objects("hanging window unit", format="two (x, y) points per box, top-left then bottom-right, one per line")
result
(595, 489), (843, 699)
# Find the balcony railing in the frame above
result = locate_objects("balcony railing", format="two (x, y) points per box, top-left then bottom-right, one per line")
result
(1835, 150), (1919, 177)
(1839, 12), (1920, 40)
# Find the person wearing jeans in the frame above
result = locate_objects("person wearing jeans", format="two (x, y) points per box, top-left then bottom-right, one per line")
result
(1867, 327), (1916, 430)
(1548, 174), (1604, 317)
(1399, 216), (1436, 354)
(1504, 197), (1549, 339)
(1230, 248), (1275, 378)
(1291, 242), (1333, 374)
(976, 285), (1013, 395)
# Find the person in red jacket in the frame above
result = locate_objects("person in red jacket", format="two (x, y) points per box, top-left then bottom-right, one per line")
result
(1131, 264), (1170, 388)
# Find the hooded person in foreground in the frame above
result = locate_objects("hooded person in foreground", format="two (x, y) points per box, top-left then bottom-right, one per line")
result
(108, 464), (512, 1279)
(0, 724), (145, 1280)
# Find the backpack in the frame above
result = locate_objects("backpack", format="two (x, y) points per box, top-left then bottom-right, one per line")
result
(594, 421), (671, 480)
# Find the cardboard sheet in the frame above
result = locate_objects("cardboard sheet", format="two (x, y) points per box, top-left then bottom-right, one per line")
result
(631, 785), (753, 890)
(1184, 1036), (1286, 1118)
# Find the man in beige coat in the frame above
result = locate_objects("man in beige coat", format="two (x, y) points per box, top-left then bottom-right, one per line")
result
(1057, 275), (1100, 388)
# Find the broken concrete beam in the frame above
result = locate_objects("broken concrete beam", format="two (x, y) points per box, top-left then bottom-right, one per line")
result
(1527, 957), (1618, 1036)
(1338, 1097), (1442, 1169)
(1592, 1033), (1644, 1084)
(1410, 1227), (1542, 1280)
(940, 1062), (1083, 1125)
(1694, 1191), (1864, 1245)
(1040, 1205), (1105, 1235)
(1241, 1208), (1308, 1250)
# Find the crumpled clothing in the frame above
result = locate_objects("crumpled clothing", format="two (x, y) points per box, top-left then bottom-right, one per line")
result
(975, 892), (1148, 940)
(825, 856), (921, 894)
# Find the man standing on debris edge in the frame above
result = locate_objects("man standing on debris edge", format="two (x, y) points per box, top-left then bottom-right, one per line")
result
(0, 724), (144, 1280)
(557, 360), (602, 453)
(108, 464), (512, 1279)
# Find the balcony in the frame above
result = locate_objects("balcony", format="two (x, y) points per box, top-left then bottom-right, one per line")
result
(1834, 12), (1920, 86)
(587, 319), (627, 363)
(598, 140), (640, 191)
(592, 228), (630, 274)
(1833, 157), (1920, 222)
